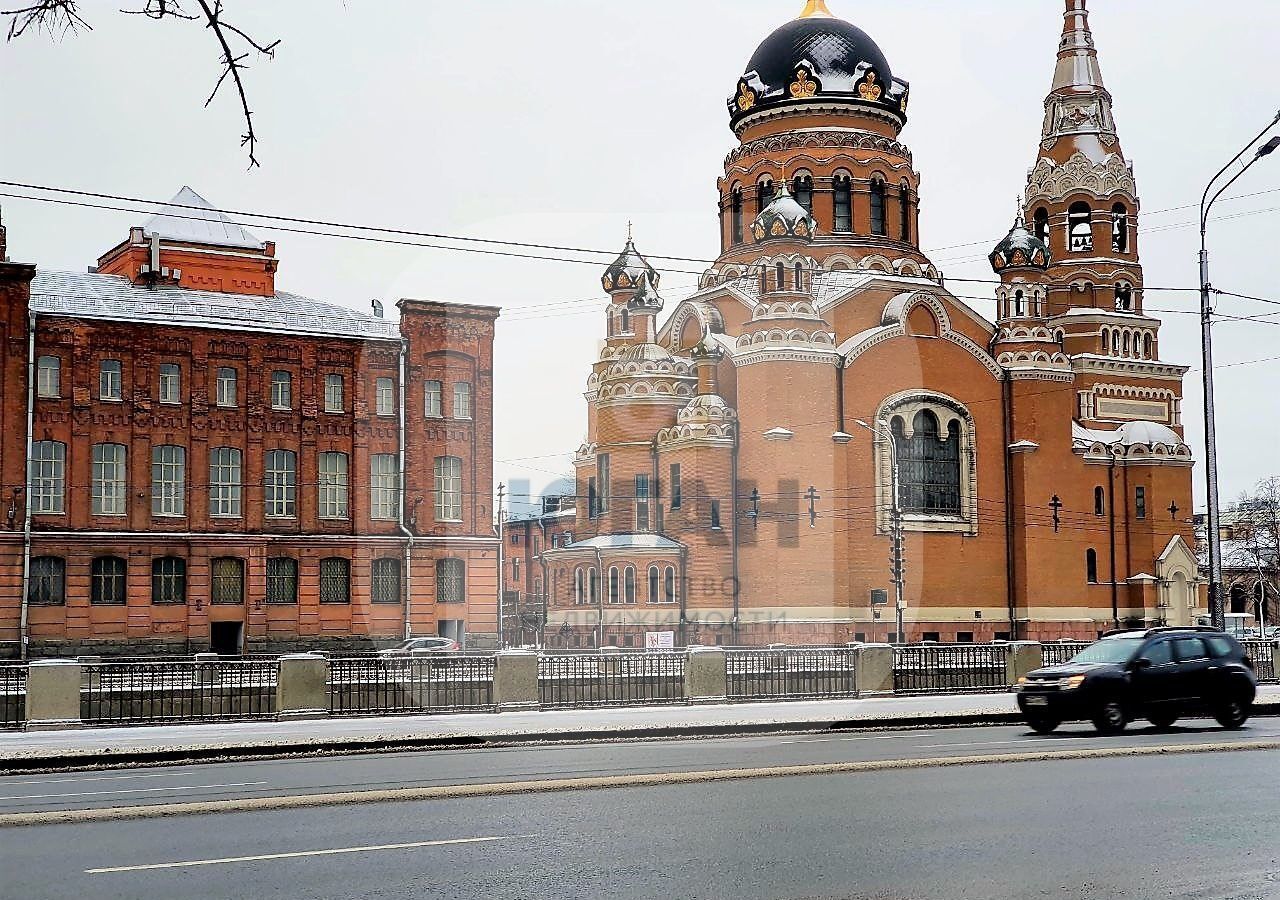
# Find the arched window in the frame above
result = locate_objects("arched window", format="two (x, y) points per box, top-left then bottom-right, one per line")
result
(1013, 289), (1026, 317)
(648, 565), (659, 604)
(1111, 330), (1120, 355)
(1034, 207), (1049, 244)
(608, 566), (620, 604)
(899, 180), (911, 242)
(794, 262), (805, 292)
(319, 557), (351, 604)
(575, 567), (585, 605)
(437, 558), (466, 603)
(1100, 327), (1109, 354)
(870, 177), (887, 236)
(91, 556), (127, 605)
(833, 173), (853, 233)
(757, 177), (775, 213)
(892, 410), (961, 516)
(1086, 549), (1099, 584)
(1143, 334), (1153, 358)
(28, 556), (65, 605)
(151, 557), (187, 605)
(775, 262), (786, 292)
(371, 558), (402, 604)
(663, 566), (677, 603)
(1068, 202), (1093, 252)
(624, 566), (636, 604)
(1122, 331), (1132, 357)
(589, 566), (599, 604)
(759, 268), (769, 294)
(1115, 284), (1132, 312)
(1094, 486), (1106, 516)
(731, 186), (744, 245)
(619, 309), (630, 333)
(793, 173), (813, 215)
(1111, 203), (1129, 253)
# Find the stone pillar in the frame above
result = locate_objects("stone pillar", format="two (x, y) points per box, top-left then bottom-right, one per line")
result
(194, 652), (220, 686)
(76, 656), (102, 690)
(856, 643), (894, 695)
(275, 653), (328, 720)
(684, 647), (727, 703)
(1271, 641), (1279, 683)
(26, 660), (82, 730)
(1006, 642), (1044, 685)
(493, 650), (539, 711)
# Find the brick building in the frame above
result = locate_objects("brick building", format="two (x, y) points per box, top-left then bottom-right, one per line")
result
(541, 0), (1202, 648)
(0, 188), (499, 658)
(501, 495), (576, 647)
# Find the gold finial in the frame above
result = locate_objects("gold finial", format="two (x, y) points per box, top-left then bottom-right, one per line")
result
(799, 0), (834, 18)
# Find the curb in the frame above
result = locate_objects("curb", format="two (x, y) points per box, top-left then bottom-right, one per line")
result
(3, 703), (1277, 774)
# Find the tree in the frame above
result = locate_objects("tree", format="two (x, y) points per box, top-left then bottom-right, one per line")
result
(1223, 476), (1279, 629)
(3, 0), (279, 166)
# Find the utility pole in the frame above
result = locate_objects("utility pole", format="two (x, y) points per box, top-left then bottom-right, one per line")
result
(496, 483), (505, 651)
(856, 419), (905, 644)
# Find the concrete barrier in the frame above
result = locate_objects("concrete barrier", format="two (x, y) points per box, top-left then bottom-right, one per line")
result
(276, 654), (328, 720)
(856, 644), (894, 694)
(26, 660), (82, 731)
(1006, 642), (1044, 685)
(684, 648), (727, 703)
(493, 650), (539, 711)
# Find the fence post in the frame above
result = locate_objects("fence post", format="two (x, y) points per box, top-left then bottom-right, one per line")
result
(76, 656), (101, 691)
(1006, 641), (1043, 686)
(856, 643), (894, 695)
(493, 650), (540, 712)
(684, 647), (727, 703)
(1271, 641), (1279, 682)
(26, 659), (82, 730)
(276, 653), (329, 720)
(194, 652), (220, 687)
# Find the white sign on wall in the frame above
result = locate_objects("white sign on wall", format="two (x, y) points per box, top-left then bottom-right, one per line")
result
(645, 631), (676, 650)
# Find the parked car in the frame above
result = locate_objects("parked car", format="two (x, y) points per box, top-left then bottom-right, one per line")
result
(378, 636), (460, 656)
(1014, 627), (1257, 735)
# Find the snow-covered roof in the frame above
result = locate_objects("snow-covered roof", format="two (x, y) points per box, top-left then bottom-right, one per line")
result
(1073, 420), (1185, 449)
(142, 186), (265, 250)
(567, 534), (683, 551)
(31, 270), (399, 341)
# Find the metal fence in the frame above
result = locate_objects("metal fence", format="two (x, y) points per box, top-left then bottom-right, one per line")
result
(81, 659), (278, 725)
(1243, 640), (1277, 683)
(893, 644), (1008, 694)
(726, 648), (858, 701)
(0, 664), (25, 729)
(1040, 642), (1089, 667)
(328, 655), (496, 716)
(539, 652), (684, 708)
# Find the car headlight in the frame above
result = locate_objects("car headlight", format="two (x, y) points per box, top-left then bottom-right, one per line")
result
(1058, 675), (1086, 690)
(1017, 676), (1029, 686)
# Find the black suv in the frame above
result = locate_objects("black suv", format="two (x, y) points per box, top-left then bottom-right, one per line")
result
(1015, 627), (1258, 734)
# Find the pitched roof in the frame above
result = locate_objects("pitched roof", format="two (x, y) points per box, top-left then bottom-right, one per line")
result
(142, 186), (265, 250)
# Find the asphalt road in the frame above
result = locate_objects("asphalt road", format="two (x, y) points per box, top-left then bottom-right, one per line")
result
(1, 717), (1278, 814)
(2, 745), (1277, 900)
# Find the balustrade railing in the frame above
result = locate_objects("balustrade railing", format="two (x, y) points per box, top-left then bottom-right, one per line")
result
(893, 644), (1007, 694)
(0, 664), (26, 729)
(328, 655), (496, 716)
(81, 659), (278, 725)
(539, 652), (684, 708)
(726, 648), (858, 700)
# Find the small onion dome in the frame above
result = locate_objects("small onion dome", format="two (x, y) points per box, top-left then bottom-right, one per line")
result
(752, 180), (817, 243)
(990, 216), (1050, 272)
(627, 272), (664, 313)
(602, 236), (659, 293)
(618, 343), (673, 363)
(690, 332), (725, 361)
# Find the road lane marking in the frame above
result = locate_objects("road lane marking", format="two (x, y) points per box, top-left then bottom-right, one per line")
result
(13, 772), (189, 787)
(0, 782), (267, 802)
(3, 739), (1279, 828)
(86, 835), (521, 874)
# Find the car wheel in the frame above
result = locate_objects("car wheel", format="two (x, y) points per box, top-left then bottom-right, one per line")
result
(1214, 697), (1250, 730)
(1092, 699), (1128, 735)
(1026, 716), (1060, 735)
(1147, 711), (1178, 730)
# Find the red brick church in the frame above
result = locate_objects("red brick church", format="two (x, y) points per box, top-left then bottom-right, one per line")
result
(538, 0), (1201, 647)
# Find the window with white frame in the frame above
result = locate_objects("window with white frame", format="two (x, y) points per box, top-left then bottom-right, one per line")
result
(453, 382), (472, 419)
(424, 380), (443, 418)
(36, 356), (60, 399)
(209, 447), (242, 518)
(324, 374), (345, 413)
(624, 566), (636, 604)
(370, 454), (399, 520)
(608, 566), (620, 604)
(28, 440), (65, 514)
(434, 455), (462, 522)
(270, 370), (293, 410)
(574, 567), (585, 605)
(648, 565), (659, 604)
(158, 364), (181, 405)
(873, 392), (978, 535)
(663, 566), (677, 604)
(318, 451), (350, 519)
(91, 442), (127, 515)
(99, 359), (122, 401)
(150, 445), (186, 517)
(512, 557), (521, 582)
(376, 377), (395, 417)
(319, 557), (350, 603)
(216, 367), (238, 408)
(264, 449), (297, 518)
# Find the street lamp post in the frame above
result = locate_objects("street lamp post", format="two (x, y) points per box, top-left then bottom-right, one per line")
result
(1198, 115), (1280, 631)
(856, 419), (905, 644)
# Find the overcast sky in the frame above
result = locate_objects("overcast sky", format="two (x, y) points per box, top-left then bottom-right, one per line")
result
(2, 0), (1278, 515)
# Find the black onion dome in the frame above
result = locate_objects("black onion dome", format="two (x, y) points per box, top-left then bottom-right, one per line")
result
(752, 181), (817, 243)
(730, 2), (909, 128)
(602, 237), (659, 293)
(990, 217), (1051, 273)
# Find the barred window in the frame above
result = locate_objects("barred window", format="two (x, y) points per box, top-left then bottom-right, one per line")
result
(437, 558), (465, 603)
(91, 443), (127, 516)
(28, 556), (65, 605)
(99, 359), (122, 401)
(211, 557), (244, 605)
(36, 355), (60, 399)
(265, 557), (298, 604)
(453, 382), (472, 420)
(216, 367), (238, 408)
(371, 558), (402, 604)
(158, 364), (181, 405)
(324, 374), (345, 413)
(370, 453), (399, 520)
(892, 410), (961, 517)
(434, 456), (462, 522)
(28, 440), (65, 515)
(264, 449), (297, 518)
(320, 557), (350, 603)
(209, 447), (243, 518)
(151, 557), (186, 605)
(151, 445), (186, 517)
(318, 452), (350, 519)
(270, 370), (293, 410)
(376, 377), (396, 417)
(91, 556), (127, 605)
(424, 380), (443, 418)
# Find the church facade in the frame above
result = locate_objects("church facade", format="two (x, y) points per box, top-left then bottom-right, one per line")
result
(539, 0), (1202, 647)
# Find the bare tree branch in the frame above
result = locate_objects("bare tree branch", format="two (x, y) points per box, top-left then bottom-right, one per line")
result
(193, 0), (276, 168)
(2, 0), (90, 40)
